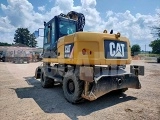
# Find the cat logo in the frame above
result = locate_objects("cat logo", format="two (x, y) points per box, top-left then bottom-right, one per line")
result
(64, 43), (74, 58)
(109, 42), (125, 57)
(65, 45), (71, 53)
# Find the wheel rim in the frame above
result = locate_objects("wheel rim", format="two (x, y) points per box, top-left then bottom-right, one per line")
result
(67, 79), (75, 94)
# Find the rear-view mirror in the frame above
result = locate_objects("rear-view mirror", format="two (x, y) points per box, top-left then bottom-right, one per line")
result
(33, 28), (44, 38)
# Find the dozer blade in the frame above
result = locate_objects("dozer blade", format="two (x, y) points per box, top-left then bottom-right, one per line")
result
(82, 73), (141, 101)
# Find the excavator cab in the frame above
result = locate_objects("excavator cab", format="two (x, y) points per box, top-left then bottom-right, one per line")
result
(34, 11), (85, 58)
(43, 16), (78, 55)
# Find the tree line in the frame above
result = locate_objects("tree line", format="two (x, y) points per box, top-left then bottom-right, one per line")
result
(0, 42), (12, 46)
(131, 14), (160, 55)
(0, 18), (159, 54)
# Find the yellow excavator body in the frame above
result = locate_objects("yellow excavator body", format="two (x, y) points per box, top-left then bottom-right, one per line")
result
(43, 32), (131, 65)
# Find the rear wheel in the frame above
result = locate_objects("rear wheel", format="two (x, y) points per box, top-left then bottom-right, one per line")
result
(40, 71), (54, 88)
(35, 67), (41, 79)
(63, 70), (84, 103)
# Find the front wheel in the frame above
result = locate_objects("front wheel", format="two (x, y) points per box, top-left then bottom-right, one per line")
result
(40, 71), (54, 88)
(63, 70), (84, 103)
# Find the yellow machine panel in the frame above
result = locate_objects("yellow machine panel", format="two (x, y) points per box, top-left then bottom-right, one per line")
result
(43, 32), (131, 65)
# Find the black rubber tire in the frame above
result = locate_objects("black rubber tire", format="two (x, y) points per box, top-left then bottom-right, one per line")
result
(35, 67), (41, 79)
(40, 71), (54, 88)
(63, 70), (84, 103)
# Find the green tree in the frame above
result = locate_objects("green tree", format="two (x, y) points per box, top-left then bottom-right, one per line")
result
(149, 39), (160, 54)
(0, 42), (12, 46)
(13, 28), (37, 47)
(29, 33), (37, 47)
(131, 44), (141, 55)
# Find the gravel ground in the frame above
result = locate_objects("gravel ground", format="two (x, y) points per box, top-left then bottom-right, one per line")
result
(0, 60), (160, 120)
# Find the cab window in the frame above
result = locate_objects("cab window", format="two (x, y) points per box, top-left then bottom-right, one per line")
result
(59, 20), (76, 36)
(52, 21), (55, 44)
(44, 24), (51, 44)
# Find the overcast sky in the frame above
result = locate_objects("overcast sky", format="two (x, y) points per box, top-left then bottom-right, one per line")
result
(0, 0), (160, 51)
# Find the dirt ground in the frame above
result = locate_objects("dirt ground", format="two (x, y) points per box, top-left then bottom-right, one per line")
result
(0, 60), (160, 120)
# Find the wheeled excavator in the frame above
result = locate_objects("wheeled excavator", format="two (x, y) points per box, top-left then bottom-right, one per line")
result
(34, 11), (144, 103)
